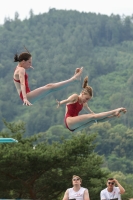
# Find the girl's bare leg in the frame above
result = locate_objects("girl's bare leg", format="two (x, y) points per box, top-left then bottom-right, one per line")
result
(27, 67), (83, 103)
(67, 108), (126, 131)
(73, 115), (116, 132)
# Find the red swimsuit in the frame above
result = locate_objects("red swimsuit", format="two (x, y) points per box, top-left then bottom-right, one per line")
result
(64, 99), (83, 131)
(13, 72), (30, 101)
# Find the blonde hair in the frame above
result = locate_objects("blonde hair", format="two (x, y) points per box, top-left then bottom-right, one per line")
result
(82, 76), (93, 97)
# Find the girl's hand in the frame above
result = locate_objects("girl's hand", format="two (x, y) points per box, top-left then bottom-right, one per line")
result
(56, 99), (60, 108)
(23, 98), (32, 106)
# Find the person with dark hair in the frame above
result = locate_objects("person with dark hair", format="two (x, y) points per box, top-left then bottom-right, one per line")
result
(100, 178), (125, 200)
(13, 51), (83, 106)
(56, 76), (127, 132)
(62, 175), (90, 200)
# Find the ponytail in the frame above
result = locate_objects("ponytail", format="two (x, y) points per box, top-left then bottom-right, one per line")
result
(82, 76), (93, 97)
(14, 54), (19, 62)
(82, 76), (88, 88)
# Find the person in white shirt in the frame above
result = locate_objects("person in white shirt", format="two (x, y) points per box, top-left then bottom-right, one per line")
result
(100, 178), (125, 200)
(62, 175), (90, 200)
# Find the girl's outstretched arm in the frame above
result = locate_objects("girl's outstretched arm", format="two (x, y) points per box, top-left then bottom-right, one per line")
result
(56, 93), (78, 108)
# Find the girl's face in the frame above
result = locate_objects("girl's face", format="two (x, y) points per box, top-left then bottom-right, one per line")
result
(80, 92), (91, 104)
(22, 57), (32, 69)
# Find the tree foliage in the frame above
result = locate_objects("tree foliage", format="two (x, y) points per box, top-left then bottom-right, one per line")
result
(86, 121), (133, 174)
(0, 9), (133, 134)
(0, 120), (109, 199)
(0, 10), (133, 198)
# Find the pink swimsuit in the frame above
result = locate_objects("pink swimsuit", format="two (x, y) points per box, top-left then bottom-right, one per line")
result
(14, 72), (30, 101)
(64, 99), (83, 131)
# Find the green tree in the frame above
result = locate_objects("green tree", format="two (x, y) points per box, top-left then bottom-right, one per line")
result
(87, 122), (133, 173)
(1, 9), (133, 133)
(0, 120), (108, 199)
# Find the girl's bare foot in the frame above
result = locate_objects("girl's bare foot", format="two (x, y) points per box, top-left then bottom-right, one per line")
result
(73, 67), (83, 81)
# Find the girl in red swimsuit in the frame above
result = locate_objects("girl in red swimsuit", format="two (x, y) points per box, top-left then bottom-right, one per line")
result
(13, 51), (83, 106)
(57, 77), (127, 132)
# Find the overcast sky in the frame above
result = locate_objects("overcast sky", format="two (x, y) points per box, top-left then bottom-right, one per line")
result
(0, 0), (133, 24)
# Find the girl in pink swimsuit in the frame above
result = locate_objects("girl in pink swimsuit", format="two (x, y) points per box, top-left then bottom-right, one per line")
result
(57, 77), (127, 132)
(13, 50), (83, 106)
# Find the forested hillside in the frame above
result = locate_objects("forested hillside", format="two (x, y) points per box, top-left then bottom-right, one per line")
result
(0, 9), (133, 134)
(0, 9), (133, 199)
